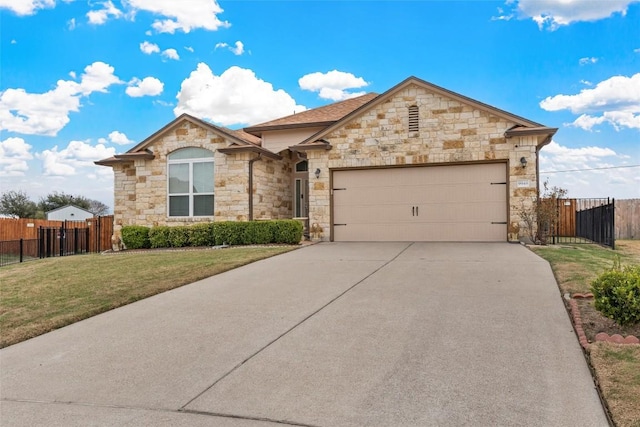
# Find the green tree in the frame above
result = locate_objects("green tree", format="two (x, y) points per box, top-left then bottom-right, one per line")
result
(0, 190), (38, 218)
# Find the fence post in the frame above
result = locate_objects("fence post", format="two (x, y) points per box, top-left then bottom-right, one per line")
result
(59, 225), (64, 257)
(19, 238), (23, 263)
(97, 216), (101, 252)
(611, 198), (615, 250)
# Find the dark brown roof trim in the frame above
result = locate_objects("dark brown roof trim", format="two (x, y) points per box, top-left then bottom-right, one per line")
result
(95, 150), (155, 166)
(244, 121), (335, 135)
(115, 152), (155, 160)
(295, 76), (549, 147)
(504, 126), (558, 138)
(127, 113), (260, 154)
(218, 144), (282, 160)
(289, 141), (333, 152)
(94, 157), (122, 166)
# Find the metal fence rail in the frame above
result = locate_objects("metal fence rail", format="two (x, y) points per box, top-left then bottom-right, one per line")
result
(0, 239), (39, 266)
(576, 200), (615, 249)
(1, 226), (91, 267)
(553, 198), (615, 249)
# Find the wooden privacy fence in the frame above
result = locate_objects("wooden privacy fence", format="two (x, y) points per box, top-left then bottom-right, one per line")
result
(615, 199), (640, 240)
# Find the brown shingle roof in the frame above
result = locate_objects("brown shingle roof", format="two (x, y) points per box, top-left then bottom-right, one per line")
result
(244, 93), (379, 135)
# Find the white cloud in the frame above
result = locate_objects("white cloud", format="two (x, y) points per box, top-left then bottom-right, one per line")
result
(184, 46), (194, 53)
(540, 140), (639, 198)
(579, 57), (598, 65)
(500, 0), (639, 30)
(162, 48), (179, 60)
(125, 0), (230, 33)
(76, 61), (122, 95)
(299, 70), (369, 101)
(67, 17), (76, 30)
(0, 137), (33, 177)
(0, 62), (122, 136)
(36, 140), (115, 176)
(540, 73), (640, 130)
(126, 77), (164, 97)
(174, 64), (306, 126)
(87, 0), (122, 25)
(107, 130), (133, 145)
(0, 0), (55, 16)
(215, 41), (245, 55)
(140, 41), (160, 54)
(635, 48), (640, 53)
(153, 99), (173, 107)
(11, 39), (17, 44)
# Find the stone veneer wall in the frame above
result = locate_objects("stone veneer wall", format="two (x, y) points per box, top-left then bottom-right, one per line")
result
(112, 121), (255, 234)
(252, 156), (294, 219)
(306, 84), (540, 242)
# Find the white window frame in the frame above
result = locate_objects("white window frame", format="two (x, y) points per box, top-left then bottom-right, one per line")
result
(167, 148), (214, 218)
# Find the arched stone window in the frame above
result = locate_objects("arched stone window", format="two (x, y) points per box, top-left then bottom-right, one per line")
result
(167, 147), (214, 217)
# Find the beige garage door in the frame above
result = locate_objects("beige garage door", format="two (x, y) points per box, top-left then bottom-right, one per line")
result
(332, 163), (507, 242)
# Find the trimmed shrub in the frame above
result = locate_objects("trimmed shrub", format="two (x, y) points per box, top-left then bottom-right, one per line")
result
(139, 219), (302, 249)
(188, 223), (215, 247)
(168, 226), (190, 247)
(273, 220), (303, 244)
(218, 221), (245, 245)
(148, 226), (170, 248)
(120, 225), (150, 249)
(243, 221), (275, 245)
(591, 264), (640, 326)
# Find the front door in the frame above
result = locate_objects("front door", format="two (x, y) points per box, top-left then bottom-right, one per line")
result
(293, 160), (310, 235)
(295, 178), (308, 218)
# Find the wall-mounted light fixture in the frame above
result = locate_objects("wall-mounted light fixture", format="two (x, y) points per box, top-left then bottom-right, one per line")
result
(314, 168), (321, 179)
(519, 157), (527, 169)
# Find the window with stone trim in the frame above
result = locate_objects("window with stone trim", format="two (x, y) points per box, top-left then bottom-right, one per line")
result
(168, 147), (214, 217)
(408, 105), (419, 134)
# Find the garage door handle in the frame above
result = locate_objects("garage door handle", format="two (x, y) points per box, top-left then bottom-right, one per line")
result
(416, 206), (419, 216)
(412, 206), (419, 216)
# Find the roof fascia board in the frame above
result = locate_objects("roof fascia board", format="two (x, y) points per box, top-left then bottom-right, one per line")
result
(298, 76), (546, 146)
(218, 145), (282, 160)
(128, 113), (256, 153)
(244, 121), (336, 135)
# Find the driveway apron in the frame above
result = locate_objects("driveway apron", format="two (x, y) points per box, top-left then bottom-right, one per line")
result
(0, 243), (608, 426)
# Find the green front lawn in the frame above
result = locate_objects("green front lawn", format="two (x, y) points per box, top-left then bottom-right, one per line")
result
(0, 246), (295, 348)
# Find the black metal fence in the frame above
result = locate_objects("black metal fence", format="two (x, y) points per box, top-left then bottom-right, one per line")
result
(0, 226), (90, 267)
(553, 198), (615, 249)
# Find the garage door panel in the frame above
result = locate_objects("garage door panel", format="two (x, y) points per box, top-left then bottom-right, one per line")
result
(332, 163), (507, 242)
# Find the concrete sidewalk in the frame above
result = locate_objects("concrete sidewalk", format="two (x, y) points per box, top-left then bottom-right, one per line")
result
(0, 243), (608, 426)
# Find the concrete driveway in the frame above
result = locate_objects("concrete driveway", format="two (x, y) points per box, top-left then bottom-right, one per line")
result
(0, 243), (608, 426)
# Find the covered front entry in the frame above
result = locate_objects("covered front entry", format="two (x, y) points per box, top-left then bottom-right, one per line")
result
(331, 162), (508, 242)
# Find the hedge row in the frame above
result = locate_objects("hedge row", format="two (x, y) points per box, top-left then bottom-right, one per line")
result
(120, 220), (303, 250)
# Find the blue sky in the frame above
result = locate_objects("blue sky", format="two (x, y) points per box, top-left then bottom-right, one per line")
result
(1, 0), (639, 210)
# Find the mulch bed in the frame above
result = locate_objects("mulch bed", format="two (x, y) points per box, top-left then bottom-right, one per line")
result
(574, 298), (640, 343)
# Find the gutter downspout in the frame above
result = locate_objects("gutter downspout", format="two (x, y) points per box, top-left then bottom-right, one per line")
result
(248, 154), (262, 221)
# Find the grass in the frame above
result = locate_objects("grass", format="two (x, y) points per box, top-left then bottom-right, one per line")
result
(530, 240), (640, 427)
(0, 246), (296, 348)
(590, 343), (640, 427)
(530, 240), (639, 295)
